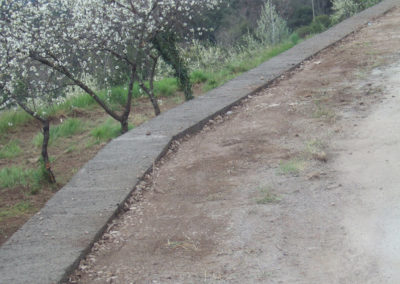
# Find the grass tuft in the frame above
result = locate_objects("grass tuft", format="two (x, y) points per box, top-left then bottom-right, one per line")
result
(0, 110), (31, 136)
(0, 201), (35, 222)
(90, 119), (122, 142)
(0, 163), (48, 193)
(256, 186), (280, 204)
(190, 70), (211, 84)
(154, 78), (179, 97)
(33, 118), (85, 147)
(279, 159), (305, 176)
(0, 140), (22, 159)
(0, 167), (33, 188)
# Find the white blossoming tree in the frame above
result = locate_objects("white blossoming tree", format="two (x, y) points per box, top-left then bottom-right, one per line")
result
(1, 0), (221, 132)
(74, 0), (222, 115)
(1, 0), (221, 180)
(0, 0), (76, 182)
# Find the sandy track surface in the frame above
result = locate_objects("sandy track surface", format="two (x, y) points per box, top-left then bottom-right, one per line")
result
(70, 7), (400, 284)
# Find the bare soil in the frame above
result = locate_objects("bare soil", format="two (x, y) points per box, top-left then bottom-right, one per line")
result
(69, 7), (400, 284)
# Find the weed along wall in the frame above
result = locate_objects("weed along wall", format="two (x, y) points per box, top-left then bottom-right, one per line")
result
(0, 0), (398, 283)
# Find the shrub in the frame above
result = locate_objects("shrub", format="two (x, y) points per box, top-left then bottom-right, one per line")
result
(255, 1), (289, 45)
(331, 0), (360, 23)
(288, 6), (313, 29)
(295, 26), (314, 38)
(314, 15), (332, 29)
(289, 33), (300, 45)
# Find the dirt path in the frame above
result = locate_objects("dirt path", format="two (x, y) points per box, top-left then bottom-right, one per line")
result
(70, 7), (400, 284)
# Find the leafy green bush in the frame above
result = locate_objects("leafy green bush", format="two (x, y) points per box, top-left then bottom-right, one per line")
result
(295, 26), (314, 38)
(331, 0), (360, 23)
(331, 0), (381, 24)
(288, 6), (313, 29)
(314, 15), (332, 29)
(289, 33), (300, 45)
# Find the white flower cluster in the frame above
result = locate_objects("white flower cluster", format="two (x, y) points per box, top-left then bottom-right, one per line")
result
(0, 0), (221, 114)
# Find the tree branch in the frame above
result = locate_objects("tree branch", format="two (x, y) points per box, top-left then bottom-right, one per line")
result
(29, 52), (122, 122)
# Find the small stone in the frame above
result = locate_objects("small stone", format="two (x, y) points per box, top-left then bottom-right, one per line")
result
(313, 151), (327, 162)
(326, 184), (336, 190)
(27, 157), (39, 164)
(146, 131), (151, 136)
(307, 172), (320, 180)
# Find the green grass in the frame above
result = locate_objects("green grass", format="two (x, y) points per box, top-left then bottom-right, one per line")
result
(90, 119), (123, 143)
(313, 104), (336, 121)
(0, 165), (47, 193)
(190, 70), (211, 84)
(33, 118), (86, 147)
(0, 110), (31, 136)
(305, 139), (325, 154)
(256, 186), (280, 204)
(98, 85), (129, 106)
(154, 77), (179, 97)
(0, 167), (33, 188)
(0, 201), (35, 222)
(0, 140), (22, 159)
(279, 159), (305, 176)
(64, 93), (96, 109)
(198, 39), (298, 92)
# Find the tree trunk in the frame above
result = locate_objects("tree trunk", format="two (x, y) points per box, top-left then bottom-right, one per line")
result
(16, 101), (56, 184)
(41, 120), (56, 184)
(148, 93), (161, 116)
(152, 32), (194, 101)
(140, 82), (161, 116)
(120, 119), (129, 134)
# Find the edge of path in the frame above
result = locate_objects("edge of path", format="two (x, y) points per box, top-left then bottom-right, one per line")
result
(0, 1), (398, 283)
